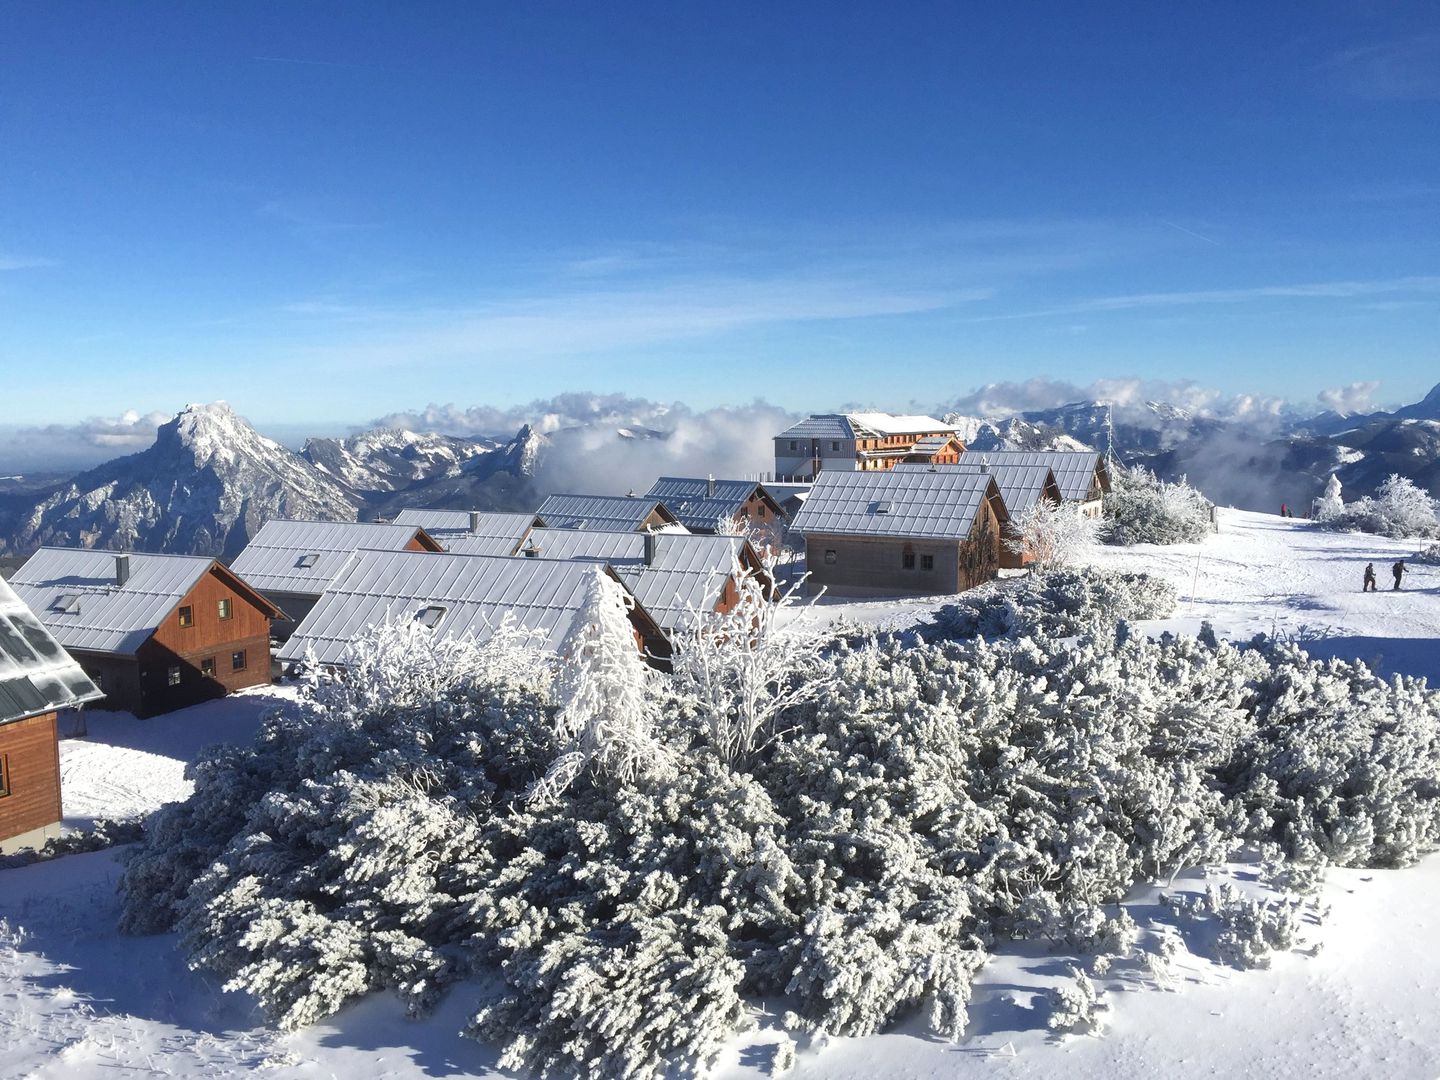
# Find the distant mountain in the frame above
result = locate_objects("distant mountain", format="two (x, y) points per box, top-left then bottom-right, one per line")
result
(367, 425), (547, 518)
(0, 402), (358, 559)
(301, 428), (504, 497)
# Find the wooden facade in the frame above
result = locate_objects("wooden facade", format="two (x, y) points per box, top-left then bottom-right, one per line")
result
(80, 563), (280, 718)
(804, 496), (1004, 598)
(0, 711), (63, 853)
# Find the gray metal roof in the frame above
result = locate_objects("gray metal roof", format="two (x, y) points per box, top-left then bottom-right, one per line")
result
(229, 519), (432, 598)
(891, 462), (1057, 515)
(276, 549), (639, 666)
(908, 434), (960, 453)
(535, 494), (680, 533)
(517, 528), (753, 631)
(9, 548), (217, 656)
(775, 415), (856, 441)
(954, 451), (1107, 502)
(392, 509), (540, 543)
(643, 476), (776, 530)
(444, 533), (530, 557)
(790, 468), (1003, 541)
(0, 574), (103, 724)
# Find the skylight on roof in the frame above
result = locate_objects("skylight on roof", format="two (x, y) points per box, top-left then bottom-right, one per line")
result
(874, 501), (892, 514)
(414, 604), (447, 629)
(51, 594), (81, 614)
(296, 553), (320, 568)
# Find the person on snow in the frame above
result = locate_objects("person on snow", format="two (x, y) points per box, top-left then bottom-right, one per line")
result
(1393, 561), (1408, 590)
(1280, 503), (1289, 518)
(1364, 563), (1377, 592)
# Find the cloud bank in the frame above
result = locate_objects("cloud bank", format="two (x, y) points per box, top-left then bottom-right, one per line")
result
(0, 409), (170, 474)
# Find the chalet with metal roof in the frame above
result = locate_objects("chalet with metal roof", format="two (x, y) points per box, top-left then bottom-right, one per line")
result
(391, 509), (543, 555)
(954, 451), (1111, 516)
(643, 476), (787, 545)
(535, 494), (683, 533)
(893, 462), (1063, 568)
(515, 528), (771, 634)
(228, 519), (444, 637)
(276, 549), (670, 670)
(10, 549), (281, 718)
(773, 412), (964, 482)
(0, 574), (104, 853)
(790, 468), (1009, 597)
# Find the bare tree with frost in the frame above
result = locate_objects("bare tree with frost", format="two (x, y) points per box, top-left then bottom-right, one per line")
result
(1005, 499), (1105, 571)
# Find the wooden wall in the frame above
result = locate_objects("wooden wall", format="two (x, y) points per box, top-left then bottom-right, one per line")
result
(0, 712), (62, 850)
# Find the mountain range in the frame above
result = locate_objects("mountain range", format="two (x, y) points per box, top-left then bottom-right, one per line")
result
(1, 384), (1437, 562)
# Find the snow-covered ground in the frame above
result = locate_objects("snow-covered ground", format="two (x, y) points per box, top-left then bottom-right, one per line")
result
(7, 510), (1440, 1079)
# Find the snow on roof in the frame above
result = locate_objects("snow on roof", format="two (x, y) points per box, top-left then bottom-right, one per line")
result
(0, 574), (103, 724)
(535, 494), (681, 533)
(9, 548), (218, 656)
(955, 451), (1108, 502)
(228, 519), (433, 597)
(643, 476), (778, 530)
(275, 549), (642, 666)
(847, 412), (954, 437)
(518, 528), (754, 630)
(391, 509), (540, 543)
(891, 462), (1058, 515)
(790, 468), (1004, 541)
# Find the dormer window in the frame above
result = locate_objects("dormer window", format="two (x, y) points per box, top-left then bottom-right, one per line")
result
(415, 605), (447, 629)
(874, 500), (892, 514)
(297, 553), (320, 568)
(51, 594), (81, 615)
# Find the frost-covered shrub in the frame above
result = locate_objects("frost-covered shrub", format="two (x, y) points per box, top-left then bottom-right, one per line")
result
(928, 565), (1176, 642)
(1416, 543), (1440, 566)
(1005, 500), (1105, 570)
(1045, 966), (1107, 1035)
(1199, 883), (1304, 970)
(1318, 474), (1440, 540)
(118, 599), (1440, 1077)
(1314, 474), (1344, 523)
(1103, 466), (1213, 546)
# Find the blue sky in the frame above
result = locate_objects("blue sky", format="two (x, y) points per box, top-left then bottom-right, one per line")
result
(1, 2), (1437, 433)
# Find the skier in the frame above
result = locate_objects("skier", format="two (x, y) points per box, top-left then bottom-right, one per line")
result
(1280, 503), (1288, 518)
(1393, 561), (1407, 591)
(1363, 563), (1377, 592)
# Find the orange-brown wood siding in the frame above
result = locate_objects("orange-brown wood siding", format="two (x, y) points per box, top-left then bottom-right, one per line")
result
(0, 712), (62, 844)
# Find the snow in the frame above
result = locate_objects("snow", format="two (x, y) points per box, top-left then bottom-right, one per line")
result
(6, 509), (1440, 1078)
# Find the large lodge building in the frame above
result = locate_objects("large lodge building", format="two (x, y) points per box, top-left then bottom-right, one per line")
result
(772, 413), (965, 482)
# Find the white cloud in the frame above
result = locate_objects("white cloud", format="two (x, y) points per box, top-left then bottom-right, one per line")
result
(0, 409), (169, 473)
(1316, 381), (1381, 416)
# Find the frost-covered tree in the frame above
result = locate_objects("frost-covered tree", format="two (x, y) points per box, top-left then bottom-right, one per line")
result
(530, 567), (670, 801)
(1103, 466), (1212, 546)
(670, 561), (833, 763)
(1315, 473), (1344, 523)
(1005, 499), (1105, 571)
(1316, 473), (1440, 539)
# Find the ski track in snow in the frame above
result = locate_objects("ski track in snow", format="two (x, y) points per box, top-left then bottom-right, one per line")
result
(6, 509), (1440, 1079)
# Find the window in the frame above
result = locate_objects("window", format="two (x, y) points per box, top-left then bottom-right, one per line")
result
(921, 554), (935, 571)
(831, 441), (841, 452)
(0, 753), (10, 798)
(167, 666), (182, 686)
(217, 598), (233, 621)
(297, 553), (319, 568)
(231, 650), (247, 672)
(177, 606), (194, 628)
(414, 605), (447, 629)
(824, 549), (837, 565)
(789, 440), (798, 451)
(52, 594), (81, 614)
(201, 657), (216, 678)
(902, 550), (916, 570)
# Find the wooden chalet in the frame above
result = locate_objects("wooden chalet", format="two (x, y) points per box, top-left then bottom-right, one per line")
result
(535, 494), (683, 533)
(228, 519), (444, 638)
(954, 450), (1111, 518)
(515, 527), (773, 635)
(893, 462), (1063, 569)
(10, 549), (280, 720)
(275, 548), (672, 671)
(773, 412), (965, 482)
(643, 476), (787, 550)
(790, 468), (1009, 597)
(0, 574), (104, 853)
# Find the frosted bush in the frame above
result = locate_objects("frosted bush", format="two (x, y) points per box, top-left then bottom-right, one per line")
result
(1314, 474), (1344, 523)
(1103, 466), (1212, 546)
(928, 565), (1176, 642)
(1045, 966), (1107, 1035)
(1318, 474), (1440, 540)
(1201, 883), (1304, 970)
(1005, 499), (1105, 570)
(1416, 543), (1440, 565)
(118, 593), (1440, 1077)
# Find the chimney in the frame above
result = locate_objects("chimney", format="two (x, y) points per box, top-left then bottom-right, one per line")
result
(643, 530), (657, 566)
(114, 553), (131, 587)
(469, 511), (481, 534)
(707, 473), (716, 498)
(522, 540), (541, 558)
(980, 457), (990, 474)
